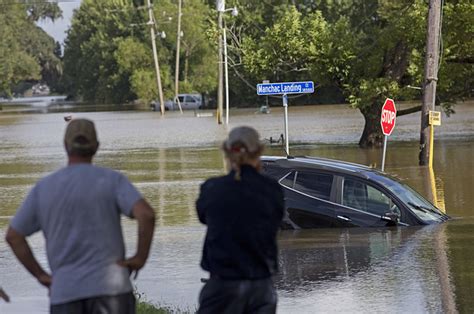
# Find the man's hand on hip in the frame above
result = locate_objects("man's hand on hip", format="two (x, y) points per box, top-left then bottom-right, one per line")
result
(37, 273), (52, 288)
(117, 255), (146, 279)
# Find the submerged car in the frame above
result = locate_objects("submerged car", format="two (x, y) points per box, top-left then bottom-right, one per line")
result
(262, 156), (449, 229)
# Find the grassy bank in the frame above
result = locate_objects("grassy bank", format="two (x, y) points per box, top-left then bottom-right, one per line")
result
(137, 300), (168, 314)
(137, 299), (195, 314)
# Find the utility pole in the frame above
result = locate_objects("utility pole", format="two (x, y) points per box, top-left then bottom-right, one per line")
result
(223, 18), (229, 125)
(419, 0), (442, 165)
(174, 0), (183, 113)
(216, 0), (224, 124)
(147, 0), (165, 115)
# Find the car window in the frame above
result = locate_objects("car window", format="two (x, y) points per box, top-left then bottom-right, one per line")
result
(177, 96), (185, 103)
(280, 171), (296, 188)
(293, 171), (333, 200)
(343, 178), (400, 216)
(184, 96), (196, 102)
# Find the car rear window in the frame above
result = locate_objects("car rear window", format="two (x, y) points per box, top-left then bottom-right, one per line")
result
(281, 171), (333, 201)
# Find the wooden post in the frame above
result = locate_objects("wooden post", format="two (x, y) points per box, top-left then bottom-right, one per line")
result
(419, 0), (442, 165)
(216, 2), (224, 124)
(174, 0), (183, 113)
(147, 0), (165, 115)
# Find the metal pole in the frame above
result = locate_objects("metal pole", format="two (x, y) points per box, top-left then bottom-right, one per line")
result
(419, 0), (441, 165)
(147, 0), (165, 116)
(381, 135), (388, 171)
(174, 0), (183, 113)
(428, 164), (439, 208)
(283, 94), (289, 156)
(216, 9), (224, 124)
(223, 19), (230, 124)
(429, 124), (434, 167)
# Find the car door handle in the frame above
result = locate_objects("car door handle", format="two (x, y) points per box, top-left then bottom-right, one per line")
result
(337, 215), (351, 222)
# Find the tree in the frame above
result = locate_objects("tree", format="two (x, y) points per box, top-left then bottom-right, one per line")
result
(0, 1), (61, 97)
(179, 0), (217, 93)
(63, 0), (217, 104)
(62, 0), (147, 103)
(240, 1), (473, 147)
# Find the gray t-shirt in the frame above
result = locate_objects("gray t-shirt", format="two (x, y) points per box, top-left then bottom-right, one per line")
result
(10, 164), (142, 305)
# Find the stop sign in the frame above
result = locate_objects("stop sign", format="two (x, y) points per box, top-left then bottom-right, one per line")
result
(380, 98), (397, 136)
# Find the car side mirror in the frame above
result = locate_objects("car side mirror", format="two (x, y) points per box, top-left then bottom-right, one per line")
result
(381, 212), (400, 223)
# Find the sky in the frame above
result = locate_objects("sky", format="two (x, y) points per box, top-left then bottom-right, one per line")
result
(37, 1), (81, 45)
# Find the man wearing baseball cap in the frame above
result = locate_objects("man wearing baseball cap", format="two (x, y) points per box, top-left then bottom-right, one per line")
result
(196, 126), (285, 313)
(5, 118), (155, 313)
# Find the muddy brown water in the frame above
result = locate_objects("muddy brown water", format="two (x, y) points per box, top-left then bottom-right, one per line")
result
(0, 102), (473, 313)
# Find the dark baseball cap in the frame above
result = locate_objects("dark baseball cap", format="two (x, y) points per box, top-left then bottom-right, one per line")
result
(64, 119), (98, 152)
(223, 126), (263, 154)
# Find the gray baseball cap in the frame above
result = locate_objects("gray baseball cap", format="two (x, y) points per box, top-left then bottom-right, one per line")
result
(223, 126), (263, 153)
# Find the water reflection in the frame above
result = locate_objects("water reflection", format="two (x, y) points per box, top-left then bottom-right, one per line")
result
(276, 228), (419, 289)
(277, 225), (458, 313)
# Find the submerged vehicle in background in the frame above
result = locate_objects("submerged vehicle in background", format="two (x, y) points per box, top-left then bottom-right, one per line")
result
(150, 93), (203, 111)
(262, 156), (449, 229)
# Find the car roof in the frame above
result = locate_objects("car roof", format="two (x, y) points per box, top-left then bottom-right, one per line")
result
(261, 155), (384, 180)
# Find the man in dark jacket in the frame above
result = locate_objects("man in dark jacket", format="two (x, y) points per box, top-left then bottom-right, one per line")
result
(196, 126), (285, 314)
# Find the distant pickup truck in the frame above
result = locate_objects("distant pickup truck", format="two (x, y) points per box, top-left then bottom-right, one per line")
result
(150, 93), (203, 111)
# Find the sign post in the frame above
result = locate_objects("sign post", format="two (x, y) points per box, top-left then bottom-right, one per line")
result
(380, 98), (397, 171)
(257, 81), (314, 156)
(282, 94), (289, 154)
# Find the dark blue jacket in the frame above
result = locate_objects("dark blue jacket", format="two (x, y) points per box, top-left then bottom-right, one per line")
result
(196, 165), (285, 279)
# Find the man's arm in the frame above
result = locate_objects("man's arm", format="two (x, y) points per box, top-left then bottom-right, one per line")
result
(5, 227), (51, 288)
(118, 199), (155, 277)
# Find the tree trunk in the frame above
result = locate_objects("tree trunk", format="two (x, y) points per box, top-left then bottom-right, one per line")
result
(359, 103), (384, 148)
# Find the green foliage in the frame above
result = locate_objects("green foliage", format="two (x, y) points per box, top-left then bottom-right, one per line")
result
(131, 70), (158, 104)
(58, 0), (472, 116)
(437, 1), (474, 110)
(63, 0), (216, 104)
(239, 0), (473, 145)
(26, 1), (62, 22)
(178, 0), (217, 92)
(0, 1), (61, 97)
(136, 300), (195, 314)
(242, 7), (308, 82)
(134, 290), (196, 314)
(62, 0), (144, 103)
(136, 300), (168, 314)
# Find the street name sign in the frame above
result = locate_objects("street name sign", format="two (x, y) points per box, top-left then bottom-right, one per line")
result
(380, 98), (397, 136)
(257, 81), (314, 95)
(256, 81), (314, 156)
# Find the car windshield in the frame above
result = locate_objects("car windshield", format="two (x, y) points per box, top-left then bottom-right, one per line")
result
(372, 174), (446, 223)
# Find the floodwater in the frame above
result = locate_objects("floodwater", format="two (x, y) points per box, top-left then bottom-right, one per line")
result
(0, 102), (473, 313)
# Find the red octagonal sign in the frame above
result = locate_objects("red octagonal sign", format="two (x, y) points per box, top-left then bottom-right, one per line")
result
(380, 98), (397, 136)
